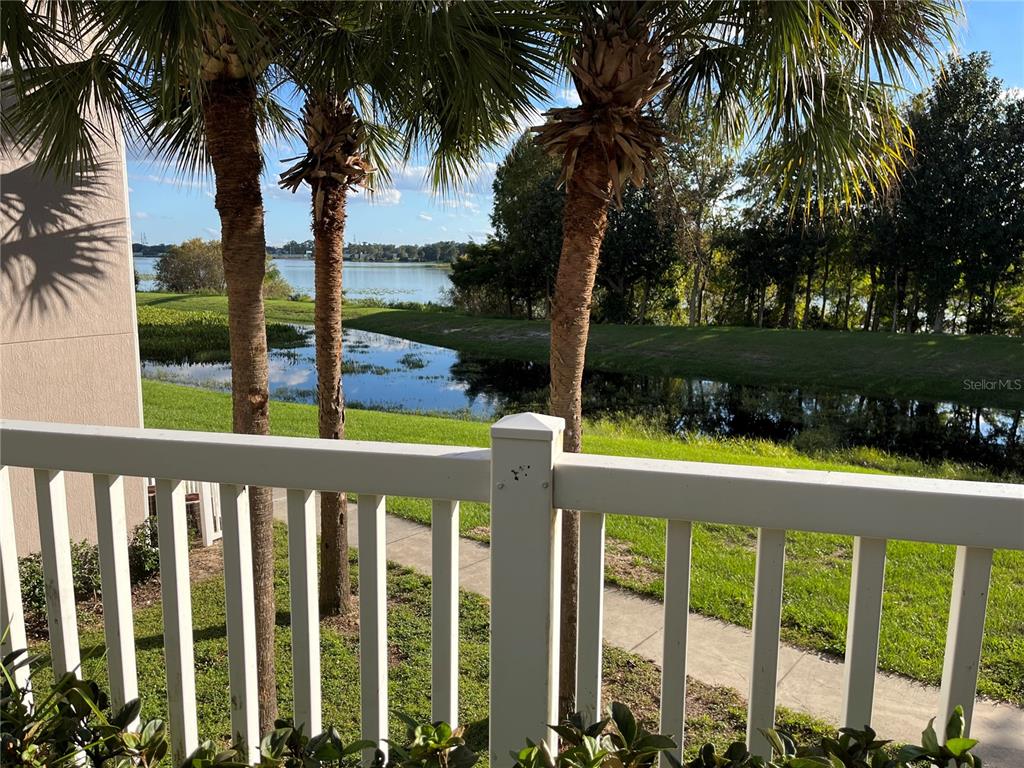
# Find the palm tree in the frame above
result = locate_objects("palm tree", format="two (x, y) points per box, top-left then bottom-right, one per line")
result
(1, 1), (303, 734)
(534, 0), (960, 715)
(277, 2), (551, 616)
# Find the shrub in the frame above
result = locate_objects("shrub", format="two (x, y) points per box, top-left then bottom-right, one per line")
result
(263, 259), (293, 300)
(128, 516), (161, 584)
(1, 649), (168, 767)
(155, 239), (226, 294)
(17, 518), (163, 633)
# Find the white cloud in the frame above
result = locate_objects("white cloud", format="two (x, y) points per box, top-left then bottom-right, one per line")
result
(558, 87), (581, 107)
(133, 211), (150, 220)
(440, 226), (448, 232)
(131, 171), (212, 195)
(204, 227), (219, 236)
(1001, 87), (1024, 102)
(418, 213), (433, 221)
(368, 188), (402, 206)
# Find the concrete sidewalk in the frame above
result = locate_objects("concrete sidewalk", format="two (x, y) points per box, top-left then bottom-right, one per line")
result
(271, 491), (1023, 766)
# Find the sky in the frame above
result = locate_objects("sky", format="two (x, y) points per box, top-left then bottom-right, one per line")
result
(126, 1), (1024, 248)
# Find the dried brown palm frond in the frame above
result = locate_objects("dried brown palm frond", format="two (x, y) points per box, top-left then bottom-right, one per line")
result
(279, 95), (374, 222)
(533, 10), (670, 208)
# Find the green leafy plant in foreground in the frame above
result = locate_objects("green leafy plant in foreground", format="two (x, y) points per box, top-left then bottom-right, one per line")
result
(512, 703), (983, 768)
(1, 649), (168, 767)
(182, 712), (477, 768)
(181, 722), (374, 767)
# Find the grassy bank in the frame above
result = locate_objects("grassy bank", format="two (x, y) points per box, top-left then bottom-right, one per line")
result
(143, 380), (1024, 704)
(137, 293), (1024, 409)
(30, 525), (830, 760)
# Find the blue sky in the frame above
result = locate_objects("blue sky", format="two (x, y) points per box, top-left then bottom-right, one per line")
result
(127, 1), (1024, 247)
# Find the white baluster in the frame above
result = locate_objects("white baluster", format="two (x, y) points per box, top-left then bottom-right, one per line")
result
(841, 537), (887, 728)
(358, 493), (388, 764)
(155, 479), (198, 763)
(0, 465), (30, 697)
(576, 510), (605, 725)
(92, 474), (138, 721)
(288, 489), (321, 738)
(220, 484), (259, 761)
(659, 520), (693, 763)
(431, 499), (460, 726)
(938, 546), (993, 736)
(34, 469), (80, 677)
(747, 528), (786, 758)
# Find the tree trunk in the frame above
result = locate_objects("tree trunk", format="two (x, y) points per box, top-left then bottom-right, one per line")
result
(863, 263), (876, 331)
(688, 260), (702, 326)
(549, 143), (612, 719)
(820, 251), (830, 324)
(313, 179), (352, 617)
(930, 301), (945, 334)
(891, 270), (901, 333)
(802, 261), (815, 328)
(203, 77), (277, 733)
(842, 279), (853, 330)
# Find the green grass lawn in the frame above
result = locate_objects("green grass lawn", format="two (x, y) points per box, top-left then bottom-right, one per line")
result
(136, 293), (1024, 409)
(29, 526), (831, 763)
(143, 380), (1024, 705)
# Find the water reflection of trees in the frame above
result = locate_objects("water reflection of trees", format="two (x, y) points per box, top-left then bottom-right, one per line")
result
(450, 354), (1022, 474)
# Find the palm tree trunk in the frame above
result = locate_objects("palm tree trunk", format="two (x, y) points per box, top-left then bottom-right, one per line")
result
(203, 76), (277, 733)
(313, 180), (352, 617)
(549, 143), (612, 719)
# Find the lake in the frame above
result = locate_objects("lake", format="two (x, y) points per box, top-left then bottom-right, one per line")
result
(134, 257), (452, 304)
(141, 326), (1023, 474)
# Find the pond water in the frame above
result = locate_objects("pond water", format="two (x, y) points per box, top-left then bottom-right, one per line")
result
(134, 257), (452, 304)
(141, 327), (1023, 474)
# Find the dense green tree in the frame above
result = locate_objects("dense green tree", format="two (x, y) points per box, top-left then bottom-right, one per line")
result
(654, 102), (736, 326)
(898, 53), (1018, 333)
(155, 238), (225, 293)
(597, 185), (678, 324)
(490, 134), (564, 317)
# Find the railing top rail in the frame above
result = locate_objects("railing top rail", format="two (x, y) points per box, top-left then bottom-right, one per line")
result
(3, 419), (1021, 550)
(554, 453), (1024, 550)
(0, 420), (490, 502)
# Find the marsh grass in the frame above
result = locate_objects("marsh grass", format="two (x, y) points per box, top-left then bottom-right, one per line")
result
(137, 305), (308, 364)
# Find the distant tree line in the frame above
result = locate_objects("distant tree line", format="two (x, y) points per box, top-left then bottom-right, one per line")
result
(136, 239), (472, 263)
(452, 53), (1023, 335)
(273, 239), (471, 262)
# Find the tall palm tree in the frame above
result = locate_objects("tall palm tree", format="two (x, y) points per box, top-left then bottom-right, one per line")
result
(277, 1), (551, 616)
(534, 0), (960, 715)
(1, 1), (303, 734)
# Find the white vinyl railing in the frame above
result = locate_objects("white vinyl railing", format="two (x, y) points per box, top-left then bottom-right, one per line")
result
(0, 415), (1021, 766)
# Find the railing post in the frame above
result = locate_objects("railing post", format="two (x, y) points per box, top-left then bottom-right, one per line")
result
(489, 413), (564, 768)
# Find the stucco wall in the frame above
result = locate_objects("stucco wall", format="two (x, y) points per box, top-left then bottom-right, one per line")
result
(1, 129), (146, 556)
